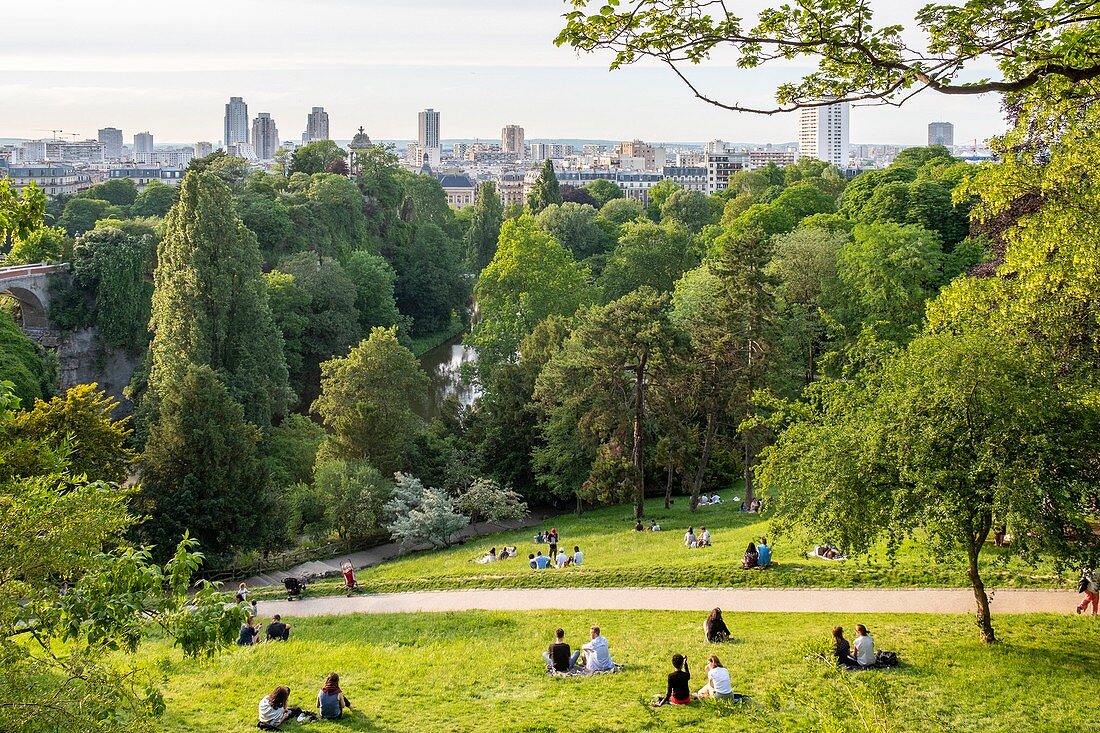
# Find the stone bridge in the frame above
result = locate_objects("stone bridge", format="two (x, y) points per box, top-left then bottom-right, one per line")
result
(0, 262), (66, 329)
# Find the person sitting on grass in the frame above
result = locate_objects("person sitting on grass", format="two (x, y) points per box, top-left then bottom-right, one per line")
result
(238, 615), (261, 646)
(742, 542), (759, 569)
(258, 686), (300, 729)
(710, 494), (721, 504)
(698, 527), (712, 547)
(534, 531), (545, 543)
(543, 627), (581, 673)
(696, 655), (734, 700)
(534, 551), (551, 570)
(555, 547), (569, 568)
(478, 547), (498, 564)
(656, 653), (691, 706)
(317, 673), (352, 720)
(649, 520), (662, 531)
(580, 626), (616, 672)
(703, 608), (731, 643)
(572, 545), (584, 566)
(635, 520), (644, 532)
(756, 538), (772, 568)
(853, 624), (876, 667)
(265, 614), (291, 642)
(699, 494), (710, 506)
(684, 527), (697, 548)
(832, 626), (859, 670)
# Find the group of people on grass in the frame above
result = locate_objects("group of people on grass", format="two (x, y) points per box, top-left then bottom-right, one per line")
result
(541, 625), (618, 674)
(238, 613), (292, 646)
(684, 526), (712, 548)
(832, 624), (878, 669)
(257, 674), (353, 729)
(634, 519), (662, 531)
(743, 539), (772, 569)
(530, 545), (584, 569)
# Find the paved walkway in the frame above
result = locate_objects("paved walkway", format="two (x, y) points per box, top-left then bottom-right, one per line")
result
(257, 587), (1081, 618)
(242, 512), (562, 589)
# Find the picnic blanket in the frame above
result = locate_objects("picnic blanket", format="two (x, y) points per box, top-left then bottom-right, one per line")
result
(548, 664), (625, 678)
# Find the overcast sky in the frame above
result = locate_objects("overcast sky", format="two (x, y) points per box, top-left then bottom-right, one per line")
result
(1, 0), (1007, 146)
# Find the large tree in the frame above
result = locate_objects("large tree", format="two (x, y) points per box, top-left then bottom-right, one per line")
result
(598, 220), (696, 301)
(312, 326), (428, 475)
(470, 215), (593, 374)
(290, 140), (348, 175)
(145, 170), (291, 430)
(527, 159), (563, 214)
(557, 1), (1100, 113)
(465, 181), (504, 271)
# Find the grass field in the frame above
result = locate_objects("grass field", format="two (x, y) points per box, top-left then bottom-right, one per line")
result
(252, 494), (1067, 598)
(146, 610), (1099, 732)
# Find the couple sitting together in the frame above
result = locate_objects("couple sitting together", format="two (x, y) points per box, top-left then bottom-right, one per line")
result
(257, 674), (352, 729)
(542, 626), (616, 675)
(655, 653), (738, 706)
(832, 624), (896, 669)
(684, 526), (712, 548)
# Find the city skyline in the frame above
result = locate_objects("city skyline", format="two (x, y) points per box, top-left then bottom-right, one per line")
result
(0, 1), (1007, 146)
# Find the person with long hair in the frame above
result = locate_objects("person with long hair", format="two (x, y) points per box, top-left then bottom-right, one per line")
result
(257, 686), (294, 729)
(317, 673), (353, 719)
(852, 624), (876, 667)
(832, 626), (859, 670)
(696, 654), (735, 699)
(742, 542), (759, 569)
(703, 608), (730, 643)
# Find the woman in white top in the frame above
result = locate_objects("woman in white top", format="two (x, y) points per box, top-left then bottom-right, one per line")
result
(696, 655), (734, 699)
(853, 624), (875, 666)
(684, 527), (697, 548)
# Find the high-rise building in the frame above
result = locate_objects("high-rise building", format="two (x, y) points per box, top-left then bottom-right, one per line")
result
(194, 141), (214, 158)
(418, 108), (440, 149)
(303, 106), (330, 143)
(133, 132), (154, 154)
(252, 113), (280, 160)
(928, 121), (954, 148)
(224, 96), (249, 148)
(98, 127), (124, 160)
(798, 100), (850, 169)
(501, 124), (525, 157)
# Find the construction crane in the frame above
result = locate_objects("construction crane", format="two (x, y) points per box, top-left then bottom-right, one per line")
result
(34, 129), (64, 139)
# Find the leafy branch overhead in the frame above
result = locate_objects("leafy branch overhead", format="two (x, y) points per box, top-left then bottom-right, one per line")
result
(556, 0), (1100, 113)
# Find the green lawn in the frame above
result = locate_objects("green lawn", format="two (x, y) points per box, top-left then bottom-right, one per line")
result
(254, 494), (1066, 598)
(146, 610), (1099, 732)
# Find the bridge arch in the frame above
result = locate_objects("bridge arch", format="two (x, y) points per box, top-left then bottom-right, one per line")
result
(0, 285), (48, 328)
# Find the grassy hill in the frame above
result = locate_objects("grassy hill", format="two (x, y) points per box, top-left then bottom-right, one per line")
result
(144, 610), (1099, 732)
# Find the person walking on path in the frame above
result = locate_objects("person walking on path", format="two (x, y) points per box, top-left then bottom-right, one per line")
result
(1077, 568), (1099, 615)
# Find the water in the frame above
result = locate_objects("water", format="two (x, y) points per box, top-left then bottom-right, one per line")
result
(418, 336), (481, 420)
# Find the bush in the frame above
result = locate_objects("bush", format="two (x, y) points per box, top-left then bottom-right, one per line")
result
(457, 477), (528, 523)
(314, 458), (391, 543)
(384, 473), (469, 548)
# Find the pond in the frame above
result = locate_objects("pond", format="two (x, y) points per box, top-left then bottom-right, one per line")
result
(418, 335), (481, 420)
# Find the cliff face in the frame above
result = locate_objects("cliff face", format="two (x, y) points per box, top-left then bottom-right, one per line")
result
(29, 326), (140, 415)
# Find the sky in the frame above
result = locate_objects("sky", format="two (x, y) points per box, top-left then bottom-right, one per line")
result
(0, 0), (1007, 146)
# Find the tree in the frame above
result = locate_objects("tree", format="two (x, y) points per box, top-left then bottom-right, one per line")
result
(383, 473), (469, 548)
(138, 364), (271, 563)
(4, 226), (68, 265)
(237, 192), (295, 262)
(585, 178), (624, 208)
(1, 179), (46, 249)
(146, 170), (291, 431)
(465, 181), (504, 271)
(312, 326), (427, 475)
(536, 288), (681, 519)
(470, 215), (593, 374)
(660, 188), (721, 233)
(556, 1), (1100, 113)
(129, 179), (178, 218)
(0, 309), (52, 404)
(773, 182), (837, 221)
(561, 184), (600, 207)
(645, 179), (681, 221)
(265, 412), (326, 489)
(290, 140), (348, 175)
(527, 159), (563, 214)
(59, 197), (115, 237)
(313, 458), (391, 542)
(760, 332), (1100, 643)
(536, 202), (612, 260)
(344, 250), (405, 333)
(598, 220), (695, 301)
(392, 222), (468, 336)
(457, 477), (529, 523)
(84, 178), (138, 207)
(597, 197), (646, 227)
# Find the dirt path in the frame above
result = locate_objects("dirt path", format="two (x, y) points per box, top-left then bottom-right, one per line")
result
(257, 587), (1082, 618)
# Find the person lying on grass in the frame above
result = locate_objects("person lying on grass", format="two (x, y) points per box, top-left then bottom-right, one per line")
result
(696, 655), (734, 700)
(542, 627), (581, 673)
(317, 673), (353, 720)
(703, 608), (730, 643)
(655, 653), (691, 706)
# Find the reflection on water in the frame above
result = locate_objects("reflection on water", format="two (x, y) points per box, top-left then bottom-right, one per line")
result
(418, 336), (481, 420)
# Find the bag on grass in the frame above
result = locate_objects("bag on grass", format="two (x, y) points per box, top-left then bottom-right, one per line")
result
(874, 650), (899, 668)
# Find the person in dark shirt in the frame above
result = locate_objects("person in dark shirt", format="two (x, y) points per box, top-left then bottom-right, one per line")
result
(266, 614), (291, 642)
(832, 626), (858, 669)
(541, 628), (581, 672)
(659, 653), (692, 705)
(704, 607), (730, 643)
(237, 616), (260, 646)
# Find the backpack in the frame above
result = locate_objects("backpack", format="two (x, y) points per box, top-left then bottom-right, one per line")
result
(875, 651), (899, 668)
(1079, 576), (1090, 593)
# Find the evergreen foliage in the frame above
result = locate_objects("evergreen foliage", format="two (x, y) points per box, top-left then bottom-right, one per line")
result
(527, 159), (563, 214)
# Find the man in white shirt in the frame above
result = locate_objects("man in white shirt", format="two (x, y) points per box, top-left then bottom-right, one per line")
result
(853, 624), (875, 666)
(581, 626), (615, 672)
(700, 527), (712, 547)
(555, 548), (568, 568)
(572, 545), (584, 566)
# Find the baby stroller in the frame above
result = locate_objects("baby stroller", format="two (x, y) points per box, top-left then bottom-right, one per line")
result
(283, 574), (308, 601)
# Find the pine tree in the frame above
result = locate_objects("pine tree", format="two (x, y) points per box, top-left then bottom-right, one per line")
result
(527, 159), (563, 214)
(146, 170), (291, 430)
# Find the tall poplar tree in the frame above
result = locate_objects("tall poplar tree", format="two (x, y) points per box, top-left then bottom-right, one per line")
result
(146, 170), (291, 430)
(527, 159), (563, 214)
(465, 181), (504, 271)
